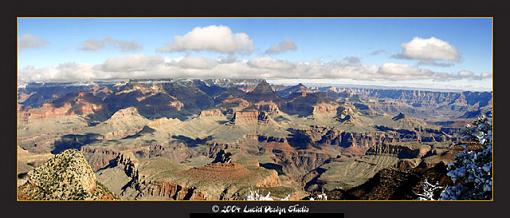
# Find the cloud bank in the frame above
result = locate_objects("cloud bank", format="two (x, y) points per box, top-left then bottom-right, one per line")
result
(157, 25), (254, 54)
(19, 54), (490, 84)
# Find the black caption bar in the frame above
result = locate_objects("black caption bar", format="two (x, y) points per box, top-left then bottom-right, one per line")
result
(190, 213), (344, 218)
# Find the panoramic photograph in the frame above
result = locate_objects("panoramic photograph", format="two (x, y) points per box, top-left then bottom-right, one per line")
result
(16, 17), (493, 201)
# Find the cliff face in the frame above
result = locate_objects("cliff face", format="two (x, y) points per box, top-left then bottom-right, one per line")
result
(255, 101), (280, 114)
(17, 149), (115, 200)
(141, 180), (207, 200)
(18, 90), (105, 121)
(336, 89), (491, 107)
(147, 117), (181, 128)
(199, 109), (224, 118)
(291, 127), (380, 149)
(18, 103), (73, 120)
(231, 110), (272, 125)
(73, 93), (104, 115)
(313, 102), (338, 115)
(232, 111), (259, 125)
(317, 131), (366, 148)
(81, 146), (121, 171)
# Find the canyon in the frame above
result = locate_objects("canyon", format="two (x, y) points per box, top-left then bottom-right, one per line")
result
(17, 79), (492, 200)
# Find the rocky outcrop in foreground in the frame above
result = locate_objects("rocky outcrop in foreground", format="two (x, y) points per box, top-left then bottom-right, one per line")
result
(320, 162), (451, 200)
(17, 149), (116, 200)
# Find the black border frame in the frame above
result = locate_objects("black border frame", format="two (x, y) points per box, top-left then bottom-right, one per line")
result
(3, 0), (509, 217)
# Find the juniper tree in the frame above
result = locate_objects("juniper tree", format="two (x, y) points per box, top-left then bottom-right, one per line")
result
(440, 113), (493, 200)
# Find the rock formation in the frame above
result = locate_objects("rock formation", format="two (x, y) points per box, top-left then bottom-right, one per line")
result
(17, 149), (115, 200)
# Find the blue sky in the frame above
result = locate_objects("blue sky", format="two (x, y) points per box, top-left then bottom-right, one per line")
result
(18, 18), (493, 91)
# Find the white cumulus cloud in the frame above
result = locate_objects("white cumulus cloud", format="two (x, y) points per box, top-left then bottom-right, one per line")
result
(157, 25), (254, 54)
(396, 37), (460, 66)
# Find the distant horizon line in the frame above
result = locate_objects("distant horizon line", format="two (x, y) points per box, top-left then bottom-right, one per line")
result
(17, 78), (492, 93)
